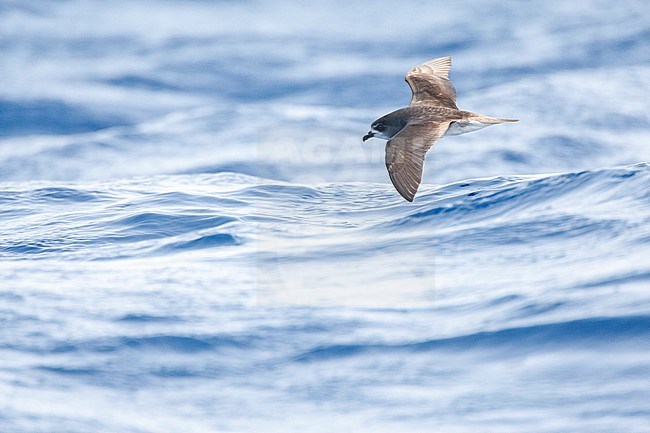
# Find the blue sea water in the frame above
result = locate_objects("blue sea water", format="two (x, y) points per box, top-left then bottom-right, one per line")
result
(1, 1), (650, 432)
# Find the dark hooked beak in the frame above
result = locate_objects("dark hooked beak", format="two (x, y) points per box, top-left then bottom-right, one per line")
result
(362, 131), (374, 142)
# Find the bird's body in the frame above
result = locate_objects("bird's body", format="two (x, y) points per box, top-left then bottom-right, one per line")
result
(363, 56), (518, 202)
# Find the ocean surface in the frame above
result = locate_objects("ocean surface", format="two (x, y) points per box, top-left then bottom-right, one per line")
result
(1, 1), (650, 432)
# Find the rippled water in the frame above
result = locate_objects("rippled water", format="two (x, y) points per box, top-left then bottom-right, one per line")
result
(1, 1), (650, 432)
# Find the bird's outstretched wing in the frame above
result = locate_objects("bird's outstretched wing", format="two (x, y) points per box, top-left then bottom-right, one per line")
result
(385, 121), (450, 202)
(405, 56), (458, 109)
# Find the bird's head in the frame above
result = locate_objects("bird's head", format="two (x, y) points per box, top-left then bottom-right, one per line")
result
(364, 121), (392, 141)
(363, 113), (404, 141)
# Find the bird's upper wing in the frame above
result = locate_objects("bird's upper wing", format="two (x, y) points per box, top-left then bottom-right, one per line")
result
(385, 121), (450, 202)
(405, 56), (458, 109)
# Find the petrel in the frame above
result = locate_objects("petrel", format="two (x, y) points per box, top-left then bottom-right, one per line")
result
(363, 56), (518, 202)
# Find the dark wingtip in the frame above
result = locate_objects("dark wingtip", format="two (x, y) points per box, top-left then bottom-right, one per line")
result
(396, 188), (415, 202)
(401, 192), (414, 202)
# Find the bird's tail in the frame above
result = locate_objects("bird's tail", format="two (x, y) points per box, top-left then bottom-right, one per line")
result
(472, 115), (519, 124)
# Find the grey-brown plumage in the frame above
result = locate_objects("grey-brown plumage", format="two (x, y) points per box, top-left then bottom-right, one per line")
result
(363, 56), (518, 202)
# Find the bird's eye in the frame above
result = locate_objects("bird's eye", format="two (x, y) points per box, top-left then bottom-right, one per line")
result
(374, 123), (385, 132)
